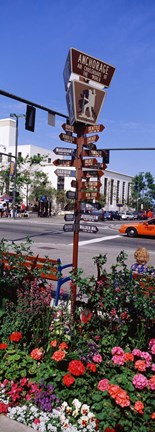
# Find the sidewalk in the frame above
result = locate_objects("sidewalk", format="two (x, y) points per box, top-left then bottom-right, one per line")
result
(0, 415), (33, 432)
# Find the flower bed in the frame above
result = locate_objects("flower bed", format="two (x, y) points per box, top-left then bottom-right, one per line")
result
(0, 244), (155, 431)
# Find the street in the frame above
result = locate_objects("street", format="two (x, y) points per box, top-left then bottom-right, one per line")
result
(0, 216), (155, 277)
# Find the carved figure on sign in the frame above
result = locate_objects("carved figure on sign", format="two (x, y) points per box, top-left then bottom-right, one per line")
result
(79, 89), (96, 120)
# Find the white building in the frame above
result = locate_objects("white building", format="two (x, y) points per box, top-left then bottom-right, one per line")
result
(0, 118), (133, 210)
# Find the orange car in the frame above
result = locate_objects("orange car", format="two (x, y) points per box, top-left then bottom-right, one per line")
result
(119, 218), (155, 238)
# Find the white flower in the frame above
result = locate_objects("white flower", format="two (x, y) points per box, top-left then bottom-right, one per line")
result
(72, 399), (81, 410)
(80, 404), (90, 415)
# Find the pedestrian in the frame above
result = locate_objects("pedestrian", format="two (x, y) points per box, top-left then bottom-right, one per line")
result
(0, 202), (4, 217)
(147, 209), (153, 219)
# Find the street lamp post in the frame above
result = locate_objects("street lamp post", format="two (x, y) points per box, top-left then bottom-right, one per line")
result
(10, 113), (25, 219)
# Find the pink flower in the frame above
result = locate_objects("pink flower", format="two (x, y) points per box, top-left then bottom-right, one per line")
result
(132, 349), (142, 357)
(98, 379), (110, 391)
(110, 308), (117, 316)
(140, 351), (152, 365)
(134, 400), (144, 414)
(92, 354), (103, 363)
(112, 355), (124, 365)
(150, 345), (155, 355)
(111, 346), (124, 356)
(132, 373), (148, 390)
(149, 376), (155, 391)
(151, 364), (155, 372)
(149, 339), (155, 354)
(33, 418), (40, 424)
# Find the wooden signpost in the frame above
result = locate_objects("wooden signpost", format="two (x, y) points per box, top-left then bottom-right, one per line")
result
(61, 48), (115, 313)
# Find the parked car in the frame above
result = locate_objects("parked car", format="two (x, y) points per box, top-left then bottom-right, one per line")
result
(104, 211), (121, 220)
(119, 212), (135, 220)
(119, 217), (155, 237)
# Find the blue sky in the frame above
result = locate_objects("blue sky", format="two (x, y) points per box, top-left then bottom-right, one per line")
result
(0, 0), (155, 178)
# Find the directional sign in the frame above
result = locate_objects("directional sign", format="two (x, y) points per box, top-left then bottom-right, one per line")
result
(53, 159), (73, 167)
(82, 158), (97, 168)
(54, 169), (76, 177)
(63, 224), (74, 232)
(82, 170), (104, 179)
(84, 135), (99, 145)
(83, 124), (105, 134)
(79, 180), (102, 190)
(64, 213), (75, 222)
(53, 147), (76, 156)
(66, 80), (106, 126)
(63, 48), (116, 90)
(62, 123), (75, 133)
(93, 162), (107, 170)
(80, 224), (98, 234)
(66, 191), (76, 199)
(79, 191), (100, 201)
(59, 133), (77, 144)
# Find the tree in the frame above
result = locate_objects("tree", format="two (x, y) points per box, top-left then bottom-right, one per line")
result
(131, 171), (155, 210)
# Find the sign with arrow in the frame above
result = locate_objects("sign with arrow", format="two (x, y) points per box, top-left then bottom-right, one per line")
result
(62, 123), (75, 133)
(80, 224), (98, 234)
(53, 147), (76, 156)
(79, 180), (102, 190)
(79, 191), (100, 201)
(66, 191), (76, 199)
(53, 159), (73, 167)
(63, 224), (74, 232)
(64, 214), (75, 221)
(82, 158), (97, 167)
(59, 133), (77, 144)
(83, 135), (99, 145)
(82, 170), (104, 179)
(83, 124), (105, 134)
(54, 169), (76, 177)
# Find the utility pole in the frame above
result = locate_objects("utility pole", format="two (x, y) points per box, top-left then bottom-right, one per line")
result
(10, 113), (25, 219)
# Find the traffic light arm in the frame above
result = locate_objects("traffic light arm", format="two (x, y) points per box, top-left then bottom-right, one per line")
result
(0, 89), (69, 120)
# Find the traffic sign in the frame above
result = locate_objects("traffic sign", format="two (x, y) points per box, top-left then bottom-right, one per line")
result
(63, 224), (74, 232)
(53, 159), (73, 167)
(80, 224), (98, 233)
(82, 170), (104, 179)
(66, 191), (76, 199)
(79, 191), (100, 201)
(63, 48), (116, 90)
(53, 147), (76, 156)
(54, 169), (76, 177)
(66, 80), (106, 126)
(62, 123), (75, 133)
(82, 158), (97, 167)
(64, 213), (75, 221)
(59, 133), (77, 144)
(83, 124), (105, 134)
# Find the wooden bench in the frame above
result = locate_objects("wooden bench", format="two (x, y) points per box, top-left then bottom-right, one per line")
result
(0, 252), (72, 306)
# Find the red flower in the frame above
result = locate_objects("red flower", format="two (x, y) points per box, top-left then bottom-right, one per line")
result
(52, 350), (66, 362)
(80, 309), (92, 324)
(33, 418), (40, 424)
(62, 374), (75, 387)
(50, 339), (57, 347)
(59, 342), (68, 350)
(151, 412), (155, 419)
(86, 363), (97, 373)
(68, 359), (85, 376)
(134, 400), (144, 414)
(0, 343), (8, 350)
(30, 348), (43, 360)
(0, 402), (8, 414)
(104, 428), (116, 432)
(9, 332), (22, 342)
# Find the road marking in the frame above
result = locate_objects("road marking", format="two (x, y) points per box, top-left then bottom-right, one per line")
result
(69, 234), (121, 246)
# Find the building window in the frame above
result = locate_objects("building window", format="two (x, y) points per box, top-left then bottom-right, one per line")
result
(116, 180), (120, 204)
(110, 179), (114, 205)
(122, 181), (125, 204)
(18, 152), (22, 159)
(48, 158), (51, 163)
(104, 178), (108, 199)
(57, 176), (64, 190)
(127, 182), (131, 204)
(8, 153), (12, 162)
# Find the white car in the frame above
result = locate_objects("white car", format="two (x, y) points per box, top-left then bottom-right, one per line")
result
(119, 212), (135, 220)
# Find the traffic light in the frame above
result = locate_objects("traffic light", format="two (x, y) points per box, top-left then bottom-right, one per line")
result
(103, 150), (110, 164)
(25, 105), (36, 132)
